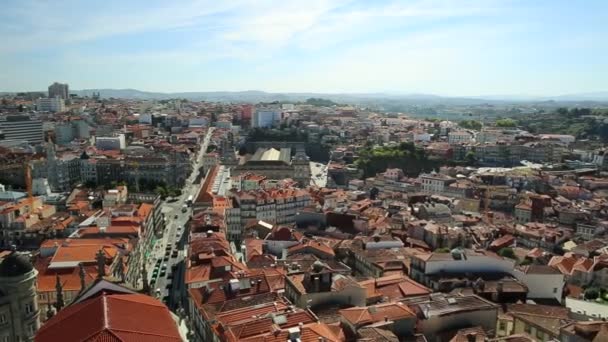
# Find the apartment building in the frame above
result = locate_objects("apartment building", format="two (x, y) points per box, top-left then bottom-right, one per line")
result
(226, 188), (312, 242)
(0, 116), (44, 144)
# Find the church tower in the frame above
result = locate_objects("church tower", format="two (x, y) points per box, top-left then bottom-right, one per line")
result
(220, 133), (238, 168)
(292, 147), (311, 187)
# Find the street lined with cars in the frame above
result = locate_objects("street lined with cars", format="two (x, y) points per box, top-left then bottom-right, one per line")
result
(146, 128), (213, 307)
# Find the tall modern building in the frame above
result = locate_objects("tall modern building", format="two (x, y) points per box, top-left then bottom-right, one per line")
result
(252, 108), (282, 128)
(47, 82), (69, 100)
(54, 120), (90, 145)
(0, 251), (41, 342)
(36, 98), (65, 113)
(0, 116), (44, 144)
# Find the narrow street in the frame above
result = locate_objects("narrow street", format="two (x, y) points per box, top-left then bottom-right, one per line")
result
(146, 128), (214, 309)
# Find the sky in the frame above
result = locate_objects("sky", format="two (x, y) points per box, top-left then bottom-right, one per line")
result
(0, 0), (607, 96)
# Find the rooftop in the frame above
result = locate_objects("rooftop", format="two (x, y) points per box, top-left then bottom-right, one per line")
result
(36, 280), (182, 342)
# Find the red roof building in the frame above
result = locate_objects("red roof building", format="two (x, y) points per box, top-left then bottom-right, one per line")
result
(36, 280), (183, 342)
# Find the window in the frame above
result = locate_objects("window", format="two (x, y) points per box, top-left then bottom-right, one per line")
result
(0, 314), (5, 324)
(524, 324), (531, 334)
(536, 330), (543, 339)
(553, 287), (558, 293)
(25, 303), (33, 314)
(499, 321), (506, 331)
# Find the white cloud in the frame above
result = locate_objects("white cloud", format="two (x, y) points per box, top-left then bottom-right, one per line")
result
(0, 0), (501, 54)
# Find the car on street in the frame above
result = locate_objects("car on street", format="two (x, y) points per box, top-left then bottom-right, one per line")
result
(160, 270), (166, 277)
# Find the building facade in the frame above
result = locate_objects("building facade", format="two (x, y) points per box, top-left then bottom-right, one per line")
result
(252, 109), (282, 128)
(36, 98), (65, 113)
(47, 82), (69, 100)
(0, 116), (44, 144)
(0, 252), (40, 342)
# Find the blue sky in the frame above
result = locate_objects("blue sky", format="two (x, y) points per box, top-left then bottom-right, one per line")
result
(0, 0), (606, 96)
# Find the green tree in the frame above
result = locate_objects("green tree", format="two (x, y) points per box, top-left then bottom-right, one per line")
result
(305, 98), (338, 106)
(498, 247), (516, 260)
(155, 186), (168, 199)
(584, 287), (600, 300)
(495, 118), (517, 127)
(464, 151), (477, 166)
(459, 120), (482, 130)
(519, 258), (533, 266)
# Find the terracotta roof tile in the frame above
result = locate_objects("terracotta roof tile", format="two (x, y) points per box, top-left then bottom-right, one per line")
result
(36, 293), (181, 342)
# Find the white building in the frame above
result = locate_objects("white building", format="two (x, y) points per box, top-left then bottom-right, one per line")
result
(420, 172), (455, 194)
(414, 132), (432, 142)
(513, 265), (564, 302)
(253, 109), (282, 128)
(36, 97), (65, 113)
(215, 120), (232, 129)
(448, 131), (474, 145)
(565, 297), (608, 319)
(32, 178), (51, 196)
(539, 134), (575, 145)
(95, 134), (126, 151)
(0, 116), (44, 144)
(410, 249), (516, 287)
(188, 117), (207, 127)
(138, 114), (152, 125)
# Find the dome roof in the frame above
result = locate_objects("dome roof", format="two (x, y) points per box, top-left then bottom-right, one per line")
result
(0, 252), (34, 277)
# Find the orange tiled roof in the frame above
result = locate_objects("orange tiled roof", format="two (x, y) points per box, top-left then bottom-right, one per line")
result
(35, 292), (181, 342)
(340, 302), (415, 326)
(239, 322), (343, 342)
(138, 203), (154, 220)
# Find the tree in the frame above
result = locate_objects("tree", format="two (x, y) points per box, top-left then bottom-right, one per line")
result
(84, 180), (97, 189)
(459, 120), (482, 130)
(519, 258), (533, 266)
(498, 247), (516, 260)
(584, 287), (600, 300)
(305, 98), (338, 107)
(495, 118), (517, 128)
(464, 151), (477, 166)
(155, 186), (168, 199)
(369, 187), (379, 200)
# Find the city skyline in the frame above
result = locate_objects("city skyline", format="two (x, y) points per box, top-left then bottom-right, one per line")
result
(1, 0), (607, 96)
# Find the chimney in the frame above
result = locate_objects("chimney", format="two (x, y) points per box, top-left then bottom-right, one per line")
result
(288, 327), (301, 342)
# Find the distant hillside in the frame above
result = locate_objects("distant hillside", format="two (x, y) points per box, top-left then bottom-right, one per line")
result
(71, 89), (608, 104)
(3, 88), (607, 107)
